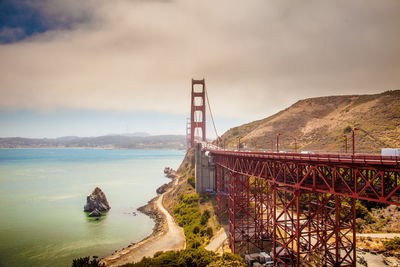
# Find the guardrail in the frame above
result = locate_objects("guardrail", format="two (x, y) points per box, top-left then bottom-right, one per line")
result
(199, 142), (400, 166)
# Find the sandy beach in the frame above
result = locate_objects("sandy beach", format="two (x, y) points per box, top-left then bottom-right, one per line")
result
(100, 177), (185, 266)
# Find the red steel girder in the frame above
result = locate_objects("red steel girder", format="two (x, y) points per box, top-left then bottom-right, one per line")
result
(210, 151), (400, 205)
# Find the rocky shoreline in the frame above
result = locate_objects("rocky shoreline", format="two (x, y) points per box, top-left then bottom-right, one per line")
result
(137, 195), (167, 239)
(100, 169), (178, 265)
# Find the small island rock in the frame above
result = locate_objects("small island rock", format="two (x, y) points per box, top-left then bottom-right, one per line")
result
(164, 167), (177, 179)
(84, 187), (111, 212)
(88, 208), (102, 217)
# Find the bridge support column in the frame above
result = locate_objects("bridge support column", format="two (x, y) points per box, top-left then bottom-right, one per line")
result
(217, 166), (229, 221)
(271, 189), (356, 267)
(254, 178), (273, 250)
(227, 172), (260, 255)
(195, 143), (216, 194)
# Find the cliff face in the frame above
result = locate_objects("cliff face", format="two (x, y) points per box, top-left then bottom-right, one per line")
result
(84, 187), (111, 212)
(221, 90), (400, 153)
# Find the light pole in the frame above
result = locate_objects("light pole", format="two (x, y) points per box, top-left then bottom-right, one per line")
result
(293, 138), (297, 152)
(343, 135), (348, 153)
(352, 128), (359, 155)
(270, 140), (273, 152)
(276, 133), (282, 152)
(238, 137), (241, 151)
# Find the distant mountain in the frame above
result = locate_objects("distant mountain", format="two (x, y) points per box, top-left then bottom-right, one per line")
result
(107, 132), (151, 137)
(55, 136), (80, 141)
(221, 90), (400, 153)
(122, 132), (151, 137)
(0, 134), (186, 150)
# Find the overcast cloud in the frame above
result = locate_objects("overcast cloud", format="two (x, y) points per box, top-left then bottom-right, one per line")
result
(0, 0), (399, 120)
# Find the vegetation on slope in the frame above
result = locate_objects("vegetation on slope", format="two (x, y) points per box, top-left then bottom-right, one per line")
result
(120, 248), (244, 267)
(174, 194), (214, 248)
(122, 148), (244, 266)
(221, 90), (400, 153)
(162, 148), (221, 248)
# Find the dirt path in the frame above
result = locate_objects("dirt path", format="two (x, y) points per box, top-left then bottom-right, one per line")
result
(357, 233), (400, 239)
(205, 227), (227, 252)
(100, 189), (185, 266)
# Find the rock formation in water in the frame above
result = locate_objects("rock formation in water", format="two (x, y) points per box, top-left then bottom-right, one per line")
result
(164, 167), (177, 179)
(156, 183), (170, 194)
(88, 208), (102, 217)
(84, 187), (111, 212)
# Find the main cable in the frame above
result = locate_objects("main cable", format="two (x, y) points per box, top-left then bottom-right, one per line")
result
(204, 84), (219, 142)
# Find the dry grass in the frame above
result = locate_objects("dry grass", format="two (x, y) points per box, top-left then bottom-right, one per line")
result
(361, 205), (400, 233)
(221, 90), (400, 153)
(357, 236), (387, 251)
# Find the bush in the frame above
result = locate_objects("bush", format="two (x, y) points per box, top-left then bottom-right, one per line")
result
(188, 176), (195, 188)
(384, 237), (400, 251)
(72, 256), (104, 267)
(193, 225), (200, 234)
(173, 194), (214, 248)
(355, 200), (376, 224)
(121, 248), (244, 267)
(343, 126), (352, 134)
(200, 210), (210, 225)
(206, 227), (213, 237)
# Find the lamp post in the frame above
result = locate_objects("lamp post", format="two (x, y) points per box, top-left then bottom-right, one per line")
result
(276, 133), (282, 152)
(293, 138), (297, 152)
(352, 128), (359, 155)
(343, 135), (348, 153)
(238, 137), (241, 151)
(270, 140), (273, 152)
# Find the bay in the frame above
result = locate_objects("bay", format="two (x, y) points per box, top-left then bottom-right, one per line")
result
(0, 148), (185, 267)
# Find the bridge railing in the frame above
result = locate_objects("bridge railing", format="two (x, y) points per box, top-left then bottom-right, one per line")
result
(206, 148), (399, 166)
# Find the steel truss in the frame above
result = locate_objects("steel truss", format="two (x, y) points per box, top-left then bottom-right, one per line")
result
(212, 151), (400, 266)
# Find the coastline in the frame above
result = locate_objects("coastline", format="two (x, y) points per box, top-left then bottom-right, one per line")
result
(100, 174), (184, 266)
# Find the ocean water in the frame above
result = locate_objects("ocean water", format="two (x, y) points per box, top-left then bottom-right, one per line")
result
(0, 149), (185, 267)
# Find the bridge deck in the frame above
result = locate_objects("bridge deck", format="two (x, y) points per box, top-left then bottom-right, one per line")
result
(208, 150), (400, 167)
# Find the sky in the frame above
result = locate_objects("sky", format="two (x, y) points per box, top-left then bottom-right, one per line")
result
(0, 0), (399, 138)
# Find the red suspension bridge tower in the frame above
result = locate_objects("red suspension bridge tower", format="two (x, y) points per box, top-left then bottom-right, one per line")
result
(190, 79), (206, 147)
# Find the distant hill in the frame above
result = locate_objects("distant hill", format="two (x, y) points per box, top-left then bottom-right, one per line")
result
(0, 134), (186, 150)
(221, 90), (400, 153)
(107, 132), (151, 137)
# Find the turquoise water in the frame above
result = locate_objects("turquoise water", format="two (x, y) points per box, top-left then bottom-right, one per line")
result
(0, 149), (185, 267)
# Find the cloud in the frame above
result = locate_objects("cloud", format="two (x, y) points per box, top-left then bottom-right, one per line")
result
(0, 0), (399, 120)
(0, 27), (25, 42)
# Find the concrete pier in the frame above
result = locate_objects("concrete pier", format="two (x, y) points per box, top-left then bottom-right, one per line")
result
(195, 143), (216, 193)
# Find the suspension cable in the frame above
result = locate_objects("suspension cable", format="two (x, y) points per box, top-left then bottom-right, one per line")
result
(204, 84), (219, 141)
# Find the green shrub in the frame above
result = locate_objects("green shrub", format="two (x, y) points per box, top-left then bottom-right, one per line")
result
(193, 225), (200, 234)
(355, 200), (376, 223)
(343, 126), (352, 134)
(200, 210), (210, 225)
(206, 227), (213, 237)
(72, 256), (104, 267)
(384, 237), (400, 251)
(173, 193), (214, 248)
(188, 176), (195, 188)
(121, 248), (244, 267)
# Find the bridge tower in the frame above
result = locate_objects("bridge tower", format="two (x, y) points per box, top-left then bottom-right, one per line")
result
(190, 79), (206, 147)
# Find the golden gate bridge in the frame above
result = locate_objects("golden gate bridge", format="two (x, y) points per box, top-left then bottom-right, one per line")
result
(187, 78), (400, 266)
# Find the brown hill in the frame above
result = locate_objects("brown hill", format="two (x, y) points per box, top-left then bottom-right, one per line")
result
(221, 90), (400, 153)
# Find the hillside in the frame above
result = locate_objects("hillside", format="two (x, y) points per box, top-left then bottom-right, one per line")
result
(0, 134), (186, 150)
(221, 90), (400, 153)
